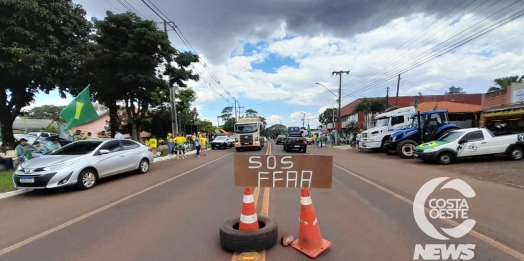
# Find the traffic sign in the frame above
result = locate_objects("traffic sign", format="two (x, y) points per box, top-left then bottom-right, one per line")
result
(234, 155), (333, 188)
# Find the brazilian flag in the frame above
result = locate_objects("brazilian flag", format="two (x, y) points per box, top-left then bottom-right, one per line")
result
(307, 123), (311, 136)
(24, 150), (33, 161)
(414, 97), (418, 109)
(60, 85), (100, 130)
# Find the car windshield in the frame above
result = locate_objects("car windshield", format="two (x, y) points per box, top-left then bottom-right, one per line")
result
(235, 123), (258, 133)
(214, 136), (227, 141)
(14, 134), (39, 143)
(277, 135), (286, 139)
(52, 141), (103, 155)
(411, 115), (426, 129)
(374, 117), (389, 127)
(438, 131), (465, 142)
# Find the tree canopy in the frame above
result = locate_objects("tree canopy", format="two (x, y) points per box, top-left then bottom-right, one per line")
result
(0, 0), (91, 146)
(446, 86), (466, 95)
(488, 75), (524, 93)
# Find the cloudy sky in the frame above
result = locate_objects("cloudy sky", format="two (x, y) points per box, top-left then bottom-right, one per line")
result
(32, 0), (524, 127)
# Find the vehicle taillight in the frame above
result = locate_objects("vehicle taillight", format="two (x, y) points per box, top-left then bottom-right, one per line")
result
(288, 139), (292, 143)
(303, 140), (307, 145)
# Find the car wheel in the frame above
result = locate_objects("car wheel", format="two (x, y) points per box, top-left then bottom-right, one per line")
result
(220, 216), (278, 252)
(508, 146), (523, 160)
(76, 169), (97, 190)
(137, 159), (149, 174)
(303, 148), (307, 153)
(437, 152), (454, 165)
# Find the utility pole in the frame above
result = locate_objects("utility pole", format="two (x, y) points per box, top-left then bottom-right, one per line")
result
(239, 106), (245, 118)
(234, 100), (237, 121)
(332, 70), (350, 145)
(395, 74), (401, 106)
(386, 87), (390, 108)
(301, 112), (307, 128)
(217, 116), (220, 127)
(164, 20), (178, 135)
(332, 107), (335, 128)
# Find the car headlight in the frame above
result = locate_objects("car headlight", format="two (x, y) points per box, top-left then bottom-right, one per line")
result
(423, 148), (436, 153)
(43, 160), (80, 171)
(17, 165), (23, 171)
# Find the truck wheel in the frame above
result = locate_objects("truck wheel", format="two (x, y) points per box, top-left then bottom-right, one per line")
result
(396, 140), (418, 158)
(508, 146), (523, 160)
(220, 216), (278, 252)
(257, 147), (262, 151)
(383, 141), (396, 155)
(437, 152), (454, 165)
(236, 148), (240, 152)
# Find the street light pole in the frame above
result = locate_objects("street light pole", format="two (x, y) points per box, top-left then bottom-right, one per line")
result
(332, 70), (350, 145)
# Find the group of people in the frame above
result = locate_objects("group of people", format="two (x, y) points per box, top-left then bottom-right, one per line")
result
(310, 129), (363, 150)
(145, 132), (211, 159)
(0, 136), (62, 170)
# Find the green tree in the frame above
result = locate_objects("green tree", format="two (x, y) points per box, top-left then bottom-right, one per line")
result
(45, 123), (59, 134)
(245, 108), (257, 117)
(24, 105), (66, 120)
(258, 116), (267, 126)
(175, 88), (197, 131)
(0, 0), (91, 146)
(488, 75), (524, 93)
(79, 11), (176, 138)
(319, 108), (336, 125)
(220, 106), (234, 122)
(197, 119), (215, 133)
(222, 118), (236, 132)
(446, 86), (466, 94)
(266, 124), (287, 136)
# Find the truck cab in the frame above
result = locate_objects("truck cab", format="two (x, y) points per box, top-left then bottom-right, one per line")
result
(359, 106), (415, 151)
(283, 127), (307, 153)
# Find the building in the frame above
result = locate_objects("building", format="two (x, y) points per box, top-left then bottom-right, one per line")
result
(70, 110), (151, 139)
(337, 93), (483, 130)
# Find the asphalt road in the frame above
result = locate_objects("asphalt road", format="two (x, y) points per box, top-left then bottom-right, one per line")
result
(0, 140), (523, 260)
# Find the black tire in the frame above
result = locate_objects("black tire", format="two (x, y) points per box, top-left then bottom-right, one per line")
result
(396, 140), (419, 159)
(236, 148), (240, 152)
(437, 152), (454, 165)
(257, 147), (262, 151)
(303, 148), (307, 153)
(137, 159), (149, 174)
(383, 141), (396, 155)
(220, 216), (278, 252)
(76, 169), (97, 190)
(508, 146), (523, 161)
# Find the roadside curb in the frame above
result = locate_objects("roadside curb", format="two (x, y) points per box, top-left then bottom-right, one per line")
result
(0, 149), (201, 200)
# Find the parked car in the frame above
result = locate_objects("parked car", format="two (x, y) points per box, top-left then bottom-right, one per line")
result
(27, 132), (59, 138)
(13, 139), (154, 190)
(283, 127), (307, 153)
(305, 137), (313, 145)
(413, 128), (524, 165)
(210, 136), (230, 149)
(275, 135), (286, 145)
(226, 136), (236, 147)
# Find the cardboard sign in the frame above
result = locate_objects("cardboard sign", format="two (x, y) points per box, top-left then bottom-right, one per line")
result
(234, 154), (333, 188)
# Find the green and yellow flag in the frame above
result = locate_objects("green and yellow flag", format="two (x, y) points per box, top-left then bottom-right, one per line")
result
(414, 97), (418, 110)
(433, 103), (438, 110)
(60, 85), (99, 130)
(24, 150), (32, 161)
(307, 123), (311, 136)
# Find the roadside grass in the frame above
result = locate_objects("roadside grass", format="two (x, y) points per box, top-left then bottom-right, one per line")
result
(0, 170), (15, 193)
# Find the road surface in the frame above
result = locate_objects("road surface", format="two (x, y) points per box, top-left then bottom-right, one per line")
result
(0, 140), (523, 260)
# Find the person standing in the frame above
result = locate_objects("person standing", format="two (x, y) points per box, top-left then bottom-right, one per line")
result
(166, 133), (174, 155)
(174, 133), (186, 160)
(114, 130), (125, 139)
(149, 136), (158, 156)
(194, 135), (201, 157)
(73, 130), (83, 142)
(200, 135), (207, 156)
(84, 132), (92, 140)
(356, 130), (362, 151)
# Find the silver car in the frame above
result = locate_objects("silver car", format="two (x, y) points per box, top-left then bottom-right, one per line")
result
(13, 139), (154, 190)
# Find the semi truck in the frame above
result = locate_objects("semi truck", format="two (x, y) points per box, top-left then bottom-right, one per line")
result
(234, 117), (265, 151)
(359, 106), (416, 151)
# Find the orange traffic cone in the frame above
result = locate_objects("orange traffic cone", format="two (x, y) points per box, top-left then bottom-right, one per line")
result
(290, 188), (331, 258)
(239, 186), (259, 231)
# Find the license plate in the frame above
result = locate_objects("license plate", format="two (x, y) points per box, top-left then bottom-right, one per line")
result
(244, 143), (249, 145)
(295, 145), (300, 147)
(414, 153), (419, 158)
(20, 177), (34, 183)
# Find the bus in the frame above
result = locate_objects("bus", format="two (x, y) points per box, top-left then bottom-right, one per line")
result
(234, 116), (265, 151)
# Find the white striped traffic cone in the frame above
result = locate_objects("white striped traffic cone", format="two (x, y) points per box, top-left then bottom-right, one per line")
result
(239, 186), (259, 231)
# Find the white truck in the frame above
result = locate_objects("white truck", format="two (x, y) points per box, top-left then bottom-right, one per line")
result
(234, 116), (265, 151)
(359, 106), (416, 151)
(413, 128), (524, 165)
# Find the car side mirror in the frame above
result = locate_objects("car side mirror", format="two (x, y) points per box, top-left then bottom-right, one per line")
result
(458, 139), (467, 144)
(99, 149), (110, 155)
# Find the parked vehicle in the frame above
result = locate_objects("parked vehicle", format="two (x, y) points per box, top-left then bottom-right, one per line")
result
(234, 116), (265, 151)
(275, 135), (286, 145)
(13, 139), (154, 190)
(385, 110), (459, 158)
(283, 127), (307, 153)
(211, 136), (230, 149)
(413, 128), (524, 165)
(27, 132), (59, 138)
(305, 137), (313, 145)
(359, 106), (415, 151)
(226, 136), (236, 147)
